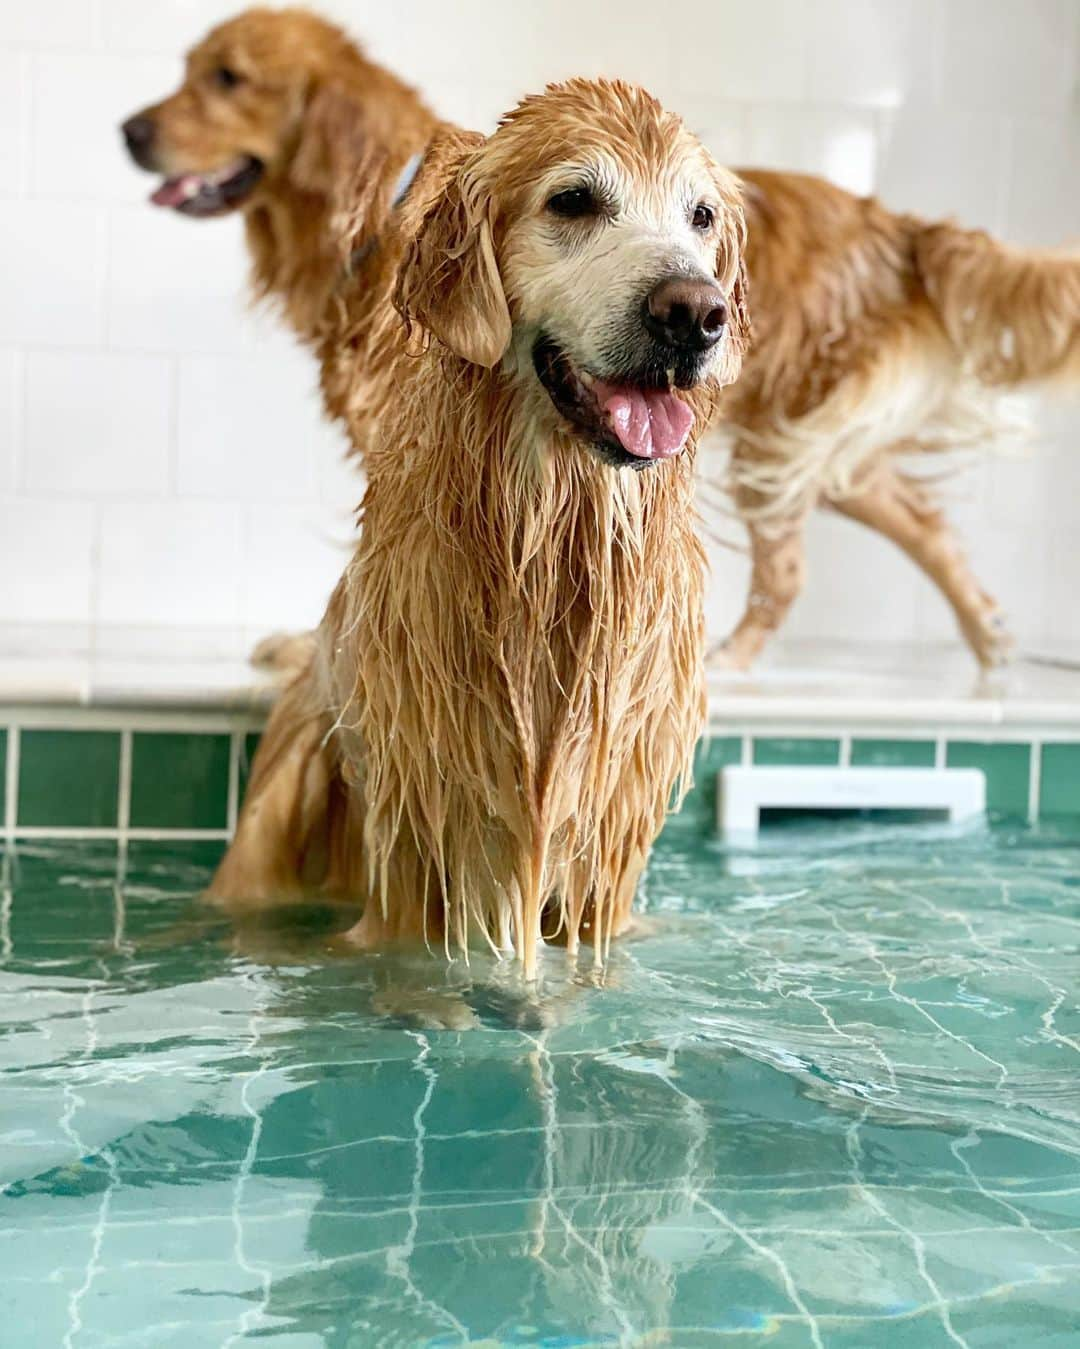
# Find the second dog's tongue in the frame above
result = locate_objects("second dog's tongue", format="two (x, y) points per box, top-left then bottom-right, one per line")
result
(591, 380), (694, 460)
(151, 176), (199, 207)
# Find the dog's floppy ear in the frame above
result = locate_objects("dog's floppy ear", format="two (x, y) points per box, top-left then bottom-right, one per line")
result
(727, 256), (751, 351)
(711, 167), (752, 372)
(290, 83), (383, 200)
(290, 82), (390, 263)
(394, 132), (511, 368)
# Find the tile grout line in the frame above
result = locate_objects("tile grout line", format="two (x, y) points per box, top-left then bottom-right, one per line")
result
(935, 736), (946, 770)
(4, 726), (19, 843)
(10, 347), (25, 494)
(1, 707), (268, 735)
(116, 729), (132, 875)
(117, 729), (132, 836)
(1028, 740), (1042, 824)
(227, 730), (242, 838)
(838, 734), (852, 768)
(9, 826), (231, 842)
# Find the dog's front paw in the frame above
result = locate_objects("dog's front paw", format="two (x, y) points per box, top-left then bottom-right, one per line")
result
(371, 988), (481, 1031)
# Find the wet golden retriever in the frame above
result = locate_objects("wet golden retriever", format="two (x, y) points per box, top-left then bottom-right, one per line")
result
(205, 79), (750, 976)
(123, 8), (1080, 671)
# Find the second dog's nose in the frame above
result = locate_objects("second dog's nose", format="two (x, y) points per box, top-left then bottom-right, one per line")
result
(121, 114), (156, 157)
(644, 277), (727, 351)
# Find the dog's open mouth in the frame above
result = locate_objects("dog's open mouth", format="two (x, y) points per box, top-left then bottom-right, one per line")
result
(149, 156), (264, 217)
(532, 337), (694, 471)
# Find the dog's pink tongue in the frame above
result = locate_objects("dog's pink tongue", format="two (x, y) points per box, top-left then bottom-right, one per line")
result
(150, 176), (197, 208)
(592, 381), (694, 460)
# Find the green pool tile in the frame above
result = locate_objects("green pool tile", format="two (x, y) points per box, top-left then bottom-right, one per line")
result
(0, 728), (6, 824)
(696, 736), (744, 775)
(129, 733), (231, 831)
(850, 738), (937, 769)
(753, 737), (841, 767)
(1039, 743), (1080, 817)
(669, 736), (743, 833)
(946, 741), (1030, 819)
(18, 730), (121, 828)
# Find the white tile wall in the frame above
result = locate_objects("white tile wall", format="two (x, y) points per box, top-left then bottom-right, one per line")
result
(0, 51), (29, 191)
(176, 350), (325, 501)
(0, 501), (96, 624)
(31, 51), (179, 204)
(0, 203), (106, 347)
(23, 350), (173, 496)
(242, 504), (351, 631)
(742, 104), (880, 196)
(98, 501), (243, 626)
(0, 0), (1077, 657)
(877, 106), (1010, 231)
(672, 0), (810, 104)
(0, 351), (19, 495)
(805, 0), (938, 108)
(3, 0), (95, 48)
(105, 209), (259, 354)
(98, 1), (247, 54)
(939, 0), (1075, 115)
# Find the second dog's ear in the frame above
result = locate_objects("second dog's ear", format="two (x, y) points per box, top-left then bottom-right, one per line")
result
(291, 84), (380, 200)
(394, 134), (511, 369)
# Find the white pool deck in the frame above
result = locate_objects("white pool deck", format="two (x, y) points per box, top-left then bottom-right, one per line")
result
(0, 626), (1077, 735)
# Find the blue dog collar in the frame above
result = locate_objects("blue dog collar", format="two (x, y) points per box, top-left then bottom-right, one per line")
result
(390, 150), (424, 209)
(349, 148), (426, 272)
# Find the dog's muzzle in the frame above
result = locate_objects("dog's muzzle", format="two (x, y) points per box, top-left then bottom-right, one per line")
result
(120, 110), (265, 217)
(533, 336), (697, 472)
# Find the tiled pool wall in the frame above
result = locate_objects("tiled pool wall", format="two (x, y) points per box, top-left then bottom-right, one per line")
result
(675, 732), (1080, 832)
(0, 715), (263, 845)
(3, 712), (1079, 847)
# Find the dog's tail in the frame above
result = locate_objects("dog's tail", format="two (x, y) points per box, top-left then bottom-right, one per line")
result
(250, 630), (318, 684)
(916, 222), (1080, 389)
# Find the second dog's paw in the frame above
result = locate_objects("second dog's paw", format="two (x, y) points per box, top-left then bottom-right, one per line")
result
(967, 610), (1017, 670)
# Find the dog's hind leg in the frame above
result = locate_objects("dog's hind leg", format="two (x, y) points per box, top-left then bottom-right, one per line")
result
(828, 463), (1015, 668)
(206, 665), (345, 911)
(709, 509), (810, 671)
(249, 629), (319, 682)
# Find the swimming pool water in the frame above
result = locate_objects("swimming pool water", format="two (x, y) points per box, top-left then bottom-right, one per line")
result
(2, 820), (1079, 1347)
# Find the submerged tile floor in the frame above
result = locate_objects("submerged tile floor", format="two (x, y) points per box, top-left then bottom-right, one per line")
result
(1, 820), (1079, 1346)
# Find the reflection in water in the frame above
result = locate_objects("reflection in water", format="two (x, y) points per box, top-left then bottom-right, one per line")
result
(1, 824), (1079, 1346)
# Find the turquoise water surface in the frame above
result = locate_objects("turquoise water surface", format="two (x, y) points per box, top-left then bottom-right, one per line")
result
(2, 820), (1079, 1347)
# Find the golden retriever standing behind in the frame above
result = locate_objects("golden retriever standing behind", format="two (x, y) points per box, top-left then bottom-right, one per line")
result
(121, 6), (438, 430)
(208, 80), (750, 977)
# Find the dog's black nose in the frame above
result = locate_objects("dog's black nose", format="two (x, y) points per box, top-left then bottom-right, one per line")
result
(644, 277), (727, 351)
(121, 114), (156, 158)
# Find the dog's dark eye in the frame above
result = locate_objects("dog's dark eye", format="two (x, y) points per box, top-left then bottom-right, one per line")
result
(213, 66), (243, 91)
(547, 187), (597, 219)
(692, 203), (715, 231)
